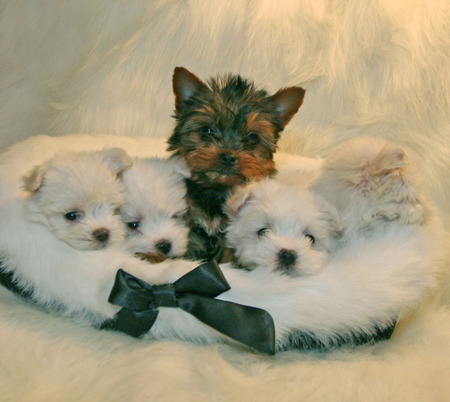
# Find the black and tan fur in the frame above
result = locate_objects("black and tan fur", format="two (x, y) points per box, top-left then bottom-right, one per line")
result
(168, 67), (305, 261)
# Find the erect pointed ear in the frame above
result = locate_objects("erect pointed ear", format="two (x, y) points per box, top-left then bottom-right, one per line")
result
(101, 147), (133, 176)
(270, 87), (306, 128)
(172, 67), (207, 113)
(226, 183), (256, 218)
(23, 164), (46, 193)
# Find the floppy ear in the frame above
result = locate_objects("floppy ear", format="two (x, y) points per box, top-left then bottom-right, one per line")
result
(172, 67), (207, 113)
(270, 87), (306, 128)
(226, 184), (255, 218)
(101, 147), (133, 176)
(23, 164), (46, 192)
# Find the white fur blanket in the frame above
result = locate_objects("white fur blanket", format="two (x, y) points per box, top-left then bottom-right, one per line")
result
(0, 1), (449, 400)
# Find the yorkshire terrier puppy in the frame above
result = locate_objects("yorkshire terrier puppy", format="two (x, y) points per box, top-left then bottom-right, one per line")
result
(167, 67), (306, 261)
(120, 156), (190, 263)
(23, 148), (132, 251)
(225, 178), (343, 276)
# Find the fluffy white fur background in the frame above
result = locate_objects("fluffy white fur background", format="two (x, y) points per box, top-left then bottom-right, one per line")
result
(0, 1), (449, 401)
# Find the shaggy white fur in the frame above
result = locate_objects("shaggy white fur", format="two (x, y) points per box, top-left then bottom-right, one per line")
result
(0, 1), (449, 400)
(120, 156), (190, 261)
(23, 148), (132, 251)
(225, 178), (343, 276)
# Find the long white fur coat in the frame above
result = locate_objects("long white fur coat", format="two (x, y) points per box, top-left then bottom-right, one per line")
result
(0, 1), (449, 400)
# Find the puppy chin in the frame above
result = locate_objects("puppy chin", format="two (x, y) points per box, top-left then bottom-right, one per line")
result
(190, 170), (242, 187)
(124, 223), (189, 260)
(188, 150), (275, 187)
(213, 173), (246, 187)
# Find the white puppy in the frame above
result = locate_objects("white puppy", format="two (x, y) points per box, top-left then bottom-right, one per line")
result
(312, 137), (430, 241)
(23, 148), (132, 250)
(126, 215), (443, 351)
(0, 144), (172, 325)
(0, 135), (444, 353)
(120, 157), (190, 262)
(147, 160), (444, 350)
(225, 178), (343, 276)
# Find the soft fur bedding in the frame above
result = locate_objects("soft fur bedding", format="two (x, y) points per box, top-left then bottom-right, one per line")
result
(0, 1), (449, 401)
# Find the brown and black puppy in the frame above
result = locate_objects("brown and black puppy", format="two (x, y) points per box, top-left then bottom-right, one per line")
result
(168, 67), (305, 261)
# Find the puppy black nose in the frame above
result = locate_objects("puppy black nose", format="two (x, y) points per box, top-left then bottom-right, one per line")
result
(278, 249), (297, 267)
(219, 152), (237, 167)
(93, 228), (110, 243)
(155, 239), (172, 255)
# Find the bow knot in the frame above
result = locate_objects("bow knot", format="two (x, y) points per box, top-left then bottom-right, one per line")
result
(152, 284), (178, 308)
(101, 261), (276, 355)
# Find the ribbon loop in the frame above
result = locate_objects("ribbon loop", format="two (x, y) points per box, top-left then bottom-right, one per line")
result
(108, 269), (156, 311)
(172, 260), (230, 296)
(103, 261), (276, 354)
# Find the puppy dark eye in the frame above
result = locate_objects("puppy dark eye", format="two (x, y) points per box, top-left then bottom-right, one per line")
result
(257, 227), (270, 237)
(305, 234), (315, 245)
(245, 131), (260, 147)
(127, 221), (140, 230)
(200, 127), (217, 140)
(64, 211), (80, 221)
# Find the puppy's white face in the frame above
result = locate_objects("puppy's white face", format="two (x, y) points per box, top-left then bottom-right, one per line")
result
(120, 157), (190, 262)
(23, 148), (132, 250)
(226, 179), (343, 276)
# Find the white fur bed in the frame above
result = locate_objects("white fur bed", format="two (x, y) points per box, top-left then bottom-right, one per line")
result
(0, 1), (449, 400)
